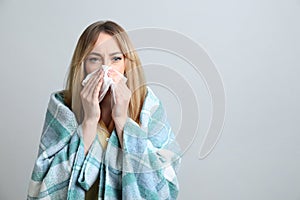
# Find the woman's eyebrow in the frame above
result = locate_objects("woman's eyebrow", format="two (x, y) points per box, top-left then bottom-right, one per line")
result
(89, 52), (122, 56)
(89, 52), (102, 57)
(109, 52), (122, 56)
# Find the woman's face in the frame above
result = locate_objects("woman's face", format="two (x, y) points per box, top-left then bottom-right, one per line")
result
(85, 32), (125, 79)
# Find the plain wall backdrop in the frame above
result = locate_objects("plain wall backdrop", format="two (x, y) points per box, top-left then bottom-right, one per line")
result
(1, 0), (300, 199)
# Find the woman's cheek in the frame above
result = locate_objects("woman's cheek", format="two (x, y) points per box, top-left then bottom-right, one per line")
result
(85, 65), (99, 74)
(108, 71), (116, 82)
(109, 71), (124, 83)
(111, 62), (125, 74)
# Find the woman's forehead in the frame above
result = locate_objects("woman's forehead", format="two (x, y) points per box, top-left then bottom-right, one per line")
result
(93, 32), (120, 52)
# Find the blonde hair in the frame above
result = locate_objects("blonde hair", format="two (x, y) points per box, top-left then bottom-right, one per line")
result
(64, 21), (147, 125)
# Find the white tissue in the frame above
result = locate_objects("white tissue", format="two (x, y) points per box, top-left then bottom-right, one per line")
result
(81, 65), (127, 103)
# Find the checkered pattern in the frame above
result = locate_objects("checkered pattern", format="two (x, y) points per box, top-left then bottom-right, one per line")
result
(27, 87), (181, 200)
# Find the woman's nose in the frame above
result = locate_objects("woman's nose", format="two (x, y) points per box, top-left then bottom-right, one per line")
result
(103, 57), (111, 66)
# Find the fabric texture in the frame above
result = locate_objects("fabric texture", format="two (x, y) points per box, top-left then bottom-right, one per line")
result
(27, 86), (181, 200)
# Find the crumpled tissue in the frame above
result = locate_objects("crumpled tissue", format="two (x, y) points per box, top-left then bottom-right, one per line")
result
(82, 65), (127, 103)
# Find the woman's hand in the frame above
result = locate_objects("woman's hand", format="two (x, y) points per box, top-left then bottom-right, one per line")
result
(80, 70), (104, 123)
(109, 70), (132, 147)
(80, 69), (104, 154)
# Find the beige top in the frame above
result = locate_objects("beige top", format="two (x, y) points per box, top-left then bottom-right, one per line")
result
(97, 120), (113, 149)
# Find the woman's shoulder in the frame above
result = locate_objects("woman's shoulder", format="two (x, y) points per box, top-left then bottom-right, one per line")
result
(46, 90), (78, 126)
(48, 90), (69, 108)
(142, 86), (162, 111)
(144, 86), (158, 102)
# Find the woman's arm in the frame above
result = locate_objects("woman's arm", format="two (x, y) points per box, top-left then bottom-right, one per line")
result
(109, 85), (181, 199)
(27, 94), (82, 199)
(121, 101), (181, 200)
(111, 78), (132, 148)
(81, 120), (98, 154)
(80, 70), (104, 154)
(28, 90), (105, 199)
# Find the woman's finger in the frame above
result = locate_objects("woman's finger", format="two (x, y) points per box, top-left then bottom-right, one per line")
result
(87, 69), (101, 85)
(92, 71), (104, 100)
(108, 70), (122, 83)
(114, 80), (129, 104)
(84, 70), (102, 98)
(82, 70), (100, 94)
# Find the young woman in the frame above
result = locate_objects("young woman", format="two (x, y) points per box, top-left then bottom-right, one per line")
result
(28, 20), (181, 200)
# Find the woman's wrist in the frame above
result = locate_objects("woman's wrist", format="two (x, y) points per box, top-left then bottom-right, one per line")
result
(113, 116), (127, 130)
(113, 116), (127, 148)
(82, 118), (98, 128)
(82, 119), (98, 154)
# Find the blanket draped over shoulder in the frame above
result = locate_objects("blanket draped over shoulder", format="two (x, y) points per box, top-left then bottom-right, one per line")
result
(28, 87), (181, 200)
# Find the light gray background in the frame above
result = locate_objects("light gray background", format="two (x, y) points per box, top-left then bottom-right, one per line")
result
(1, 0), (300, 199)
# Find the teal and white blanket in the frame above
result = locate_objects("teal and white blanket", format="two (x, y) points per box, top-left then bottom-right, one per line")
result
(28, 87), (181, 199)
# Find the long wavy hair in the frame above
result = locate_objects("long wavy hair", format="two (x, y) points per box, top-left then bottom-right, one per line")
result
(64, 20), (147, 125)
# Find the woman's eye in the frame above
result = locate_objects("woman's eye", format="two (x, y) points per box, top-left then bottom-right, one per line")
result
(88, 57), (101, 63)
(112, 56), (122, 62)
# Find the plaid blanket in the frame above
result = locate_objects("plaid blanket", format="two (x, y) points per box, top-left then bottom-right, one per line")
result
(27, 87), (181, 200)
